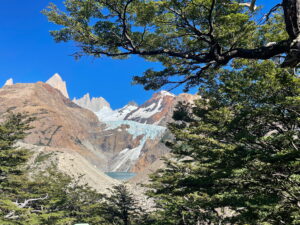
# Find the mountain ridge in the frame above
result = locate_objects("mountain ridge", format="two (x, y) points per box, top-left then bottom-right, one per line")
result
(0, 74), (198, 175)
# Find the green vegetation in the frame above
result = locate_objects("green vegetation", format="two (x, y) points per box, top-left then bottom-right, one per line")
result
(101, 184), (147, 225)
(0, 113), (152, 224)
(43, 0), (300, 224)
(44, 0), (299, 91)
(0, 113), (106, 224)
(147, 60), (300, 224)
(1, 1), (297, 224)
(33, 152), (55, 164)
(0, 113), (34, 188)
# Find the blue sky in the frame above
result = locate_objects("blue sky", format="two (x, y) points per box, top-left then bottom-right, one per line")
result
(0, 0), (279, 109)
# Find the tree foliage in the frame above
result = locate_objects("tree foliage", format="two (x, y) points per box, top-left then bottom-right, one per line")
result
(0, 113), (34, 189)
(147, 60), (300, 224)
(0, 113), (150, 224)
(0, 113), (106, 224)
(101, 184), (145, 225)
(43, 0), (299, 91)
(1, 168), (106, 225)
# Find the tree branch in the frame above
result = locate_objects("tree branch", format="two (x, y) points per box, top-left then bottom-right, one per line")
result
(264, 3), (283, 22)
(208, 0), (216, 36)
(4, 194), (49, 219)
(239, 0), (258, 12)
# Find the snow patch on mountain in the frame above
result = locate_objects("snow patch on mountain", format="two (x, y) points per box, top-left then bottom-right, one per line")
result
(73, 90), (178, 172)
(126, 98), (163, 121)
(159, 90), (176, 97)
(96, 104), (138, 121)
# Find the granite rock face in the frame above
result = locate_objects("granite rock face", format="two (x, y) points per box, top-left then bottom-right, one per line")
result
(0, 81), (169, 173)
(73, 93), (111, 112)
(92, 90), (199, 125)
(3, 78), (13, 86)
(0, 74), (200, 176)
(0, 82), (108, 168)
(75, 90), (199, 173)
(46, 73), (69, 98)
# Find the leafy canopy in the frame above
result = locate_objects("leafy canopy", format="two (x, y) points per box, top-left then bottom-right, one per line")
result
(43, 0), (292, 91)
(146, 60), (300, 224)
(0, 114), (105, 224)
(0, 113), (34, 187)
(101, 184), (145, 225)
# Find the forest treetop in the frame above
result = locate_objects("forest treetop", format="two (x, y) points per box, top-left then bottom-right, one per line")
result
(44, 0), (300, 91)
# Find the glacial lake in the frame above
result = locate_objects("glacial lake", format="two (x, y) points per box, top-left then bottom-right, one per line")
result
(105, 172), (136, 180)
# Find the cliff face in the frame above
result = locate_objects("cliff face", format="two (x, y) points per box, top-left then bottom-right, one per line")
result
(102, 120), (167, 172)
(91, 90), (199, 126)
(0, 74), (200, 175)
(0, 82), (108, 168)
(124, 91), (176, 125)
(0, 82), (169, 173)
(46, 73), (69, 99)
(124, 91), (200, 126)
(71, 90), (199, 173)
(73, 93), (111, 112)
(3, 78), (13, 86)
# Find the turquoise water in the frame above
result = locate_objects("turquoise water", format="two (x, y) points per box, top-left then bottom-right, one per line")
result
(105, 172), (136, 180)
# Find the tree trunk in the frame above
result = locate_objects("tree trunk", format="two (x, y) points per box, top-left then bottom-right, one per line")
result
(282, 0), (300, 67)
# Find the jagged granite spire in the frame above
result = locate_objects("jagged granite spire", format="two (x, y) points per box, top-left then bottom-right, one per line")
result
(127, 101), (138, 107)
(73, 93), (111, 112)
(3, 78), (13, 87)
(46, 73), (69, 98)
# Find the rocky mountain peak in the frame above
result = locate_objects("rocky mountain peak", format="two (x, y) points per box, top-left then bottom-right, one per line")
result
(73, 93), (111, 112)
(127, 101), (138, 107)
(3, 78), (13, 87)
(152, 90), (176, 99)
(82, 93), (90, 100)
(46, 73), (69, 99)
(123, 91), (199, 125)
(0, 77), (198, 177)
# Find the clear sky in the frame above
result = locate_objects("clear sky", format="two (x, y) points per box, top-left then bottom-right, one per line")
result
(0, 0), (279, 109)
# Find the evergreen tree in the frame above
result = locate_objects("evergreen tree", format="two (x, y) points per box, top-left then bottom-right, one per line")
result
(43, 0), (299, 90)
(0, 113), (33, 188)
(0, 113), (106, 224)
(0, 112), (37, 224)
(19, 169), (105, 225)
(147, 60), (300, 224)
(1, 167), (106, 225)
(102, 184), (144, 225)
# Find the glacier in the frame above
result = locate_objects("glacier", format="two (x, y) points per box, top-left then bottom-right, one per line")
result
(80, 92), (174, 172)
(104, 120), (166, 171)
(96, 105), (138, 121)
(104, 120), (166, 140)
(101, 120), (166, 171)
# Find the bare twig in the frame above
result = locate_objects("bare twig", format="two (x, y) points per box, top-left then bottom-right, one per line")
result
(4, 194), (48, 219)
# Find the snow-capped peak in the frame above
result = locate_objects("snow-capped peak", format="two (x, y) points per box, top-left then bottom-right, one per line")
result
(123, 90), (176, 124)
(158, 90), (176, 97)
(127, 101), (138, 107)
(96, 103), (138, 122)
